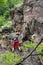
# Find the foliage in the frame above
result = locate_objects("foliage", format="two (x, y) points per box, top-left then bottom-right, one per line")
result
(0, 0), (7, 4)
(23, 42), (43, 52)
(0, 52), (21, 65)
(7, 0), (14, 8)
(23, 41), (35, 48)
(0, 0), (8, 15)
(1, 21), (12, 28)
(37, 45), (43, 52)
(0, 16), (12, 31)
(0, 21), (12, 31)
(23, 42), (43, 59)
(0, 16), (5, 27)
(14, 0), (24, 7)
(0, 0), (23, 15)
(0, 0), (24, 29)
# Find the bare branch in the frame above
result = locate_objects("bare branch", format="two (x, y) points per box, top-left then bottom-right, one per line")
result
(31, 53), (43, 56)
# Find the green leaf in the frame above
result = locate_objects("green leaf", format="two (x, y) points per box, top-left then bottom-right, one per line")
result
(14, 0), (24, 7)
(0, 0), (7, 4)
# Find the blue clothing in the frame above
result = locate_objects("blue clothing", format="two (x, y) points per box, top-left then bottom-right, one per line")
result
(24, 40), (30, 44)
(12, 37), (18, 40)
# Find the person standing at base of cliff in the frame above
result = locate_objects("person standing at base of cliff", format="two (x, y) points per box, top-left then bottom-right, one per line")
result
(11, 36), (22, 52)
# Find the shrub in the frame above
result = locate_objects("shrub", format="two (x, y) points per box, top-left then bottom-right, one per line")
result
(0, 52), (21, 65)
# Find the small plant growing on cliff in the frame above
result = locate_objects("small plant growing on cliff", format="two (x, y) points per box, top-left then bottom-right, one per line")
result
(0, 52), (21, 65)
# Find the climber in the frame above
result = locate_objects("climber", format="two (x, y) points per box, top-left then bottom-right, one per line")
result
(11, 36), (22, 52)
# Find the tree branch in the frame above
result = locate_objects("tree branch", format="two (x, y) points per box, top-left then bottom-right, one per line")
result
(31, 53), (43, 56)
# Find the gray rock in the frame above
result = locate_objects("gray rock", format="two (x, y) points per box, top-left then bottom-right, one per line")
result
(23, 0), (43, 35)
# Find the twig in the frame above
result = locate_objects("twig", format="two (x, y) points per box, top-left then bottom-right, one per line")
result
(31, 53), (43, 56)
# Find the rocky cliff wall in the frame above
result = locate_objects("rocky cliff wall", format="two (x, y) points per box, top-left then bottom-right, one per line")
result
(24, 0), (43, 36)
(10, 0), (43, 38)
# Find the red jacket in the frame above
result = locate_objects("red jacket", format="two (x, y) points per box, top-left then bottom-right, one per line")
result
(12, 40), (20, 48)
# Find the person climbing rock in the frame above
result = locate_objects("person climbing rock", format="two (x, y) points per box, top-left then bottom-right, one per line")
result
(11, 36), (22, 52)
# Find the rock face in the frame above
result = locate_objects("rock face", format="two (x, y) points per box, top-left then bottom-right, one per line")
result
(10, 7), (23, 33)
(22, 0), (43, 65)
(10, 0), (43, 65)
(10, 0), (43, 38)
(24, 0), (43, 36)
